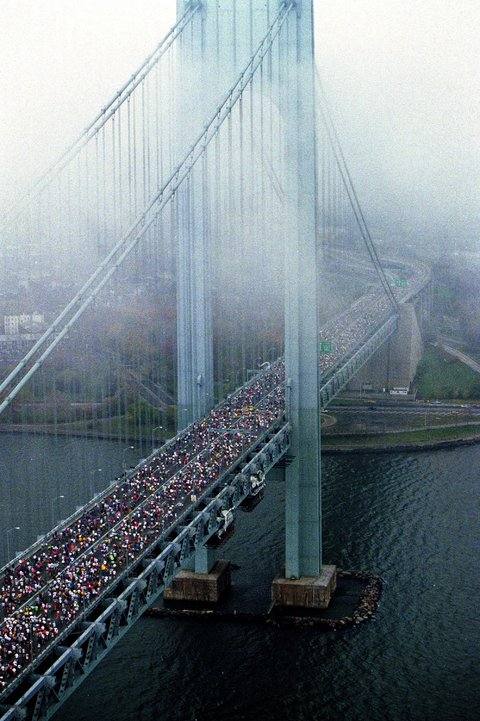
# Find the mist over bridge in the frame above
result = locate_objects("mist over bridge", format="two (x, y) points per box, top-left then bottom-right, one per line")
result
(0, 2), (431, 719)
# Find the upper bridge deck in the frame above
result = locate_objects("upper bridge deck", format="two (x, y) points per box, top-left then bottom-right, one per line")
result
(0, 261), (431, 716)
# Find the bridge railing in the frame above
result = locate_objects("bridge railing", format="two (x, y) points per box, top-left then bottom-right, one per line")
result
(0, 358), (283, 577)
(0, 416), (290, 717)
(319, 314), (398, 407)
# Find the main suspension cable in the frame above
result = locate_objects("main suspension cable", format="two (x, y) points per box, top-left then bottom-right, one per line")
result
(315, 69), (399, 310)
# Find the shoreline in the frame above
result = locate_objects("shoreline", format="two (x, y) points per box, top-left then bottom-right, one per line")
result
(322, 430), (480, 454)
(0, 424), (163, 445)
(3, 422), (480, 456)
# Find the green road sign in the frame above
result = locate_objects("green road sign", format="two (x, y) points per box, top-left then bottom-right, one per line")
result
(320, 341), (332, 353)
(394, 278), (408, 288)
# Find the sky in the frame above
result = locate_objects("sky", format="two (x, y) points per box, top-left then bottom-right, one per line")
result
(1, 0), (479, 248)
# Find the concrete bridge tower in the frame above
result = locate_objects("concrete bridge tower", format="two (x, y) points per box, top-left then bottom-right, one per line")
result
(174, 0), (335, 607)
(271, 0), (336, 609)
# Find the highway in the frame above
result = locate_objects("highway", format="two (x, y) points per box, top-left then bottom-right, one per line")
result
(329, 402), (480, 415)
(0, 259), (431, 702)
(435, 342), (480, 374)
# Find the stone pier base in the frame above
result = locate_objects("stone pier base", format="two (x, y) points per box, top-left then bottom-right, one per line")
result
(164, 560), (231, 603)
(271, 565), (337, 610)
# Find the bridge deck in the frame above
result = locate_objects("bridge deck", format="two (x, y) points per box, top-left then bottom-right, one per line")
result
(0, 268), (433, 718)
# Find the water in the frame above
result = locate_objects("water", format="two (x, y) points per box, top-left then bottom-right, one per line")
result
(0, 433), (139, 566)
(2, 438), (479, 720)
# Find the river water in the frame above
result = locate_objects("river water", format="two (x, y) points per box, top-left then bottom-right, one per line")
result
(2, 437), (479, 721)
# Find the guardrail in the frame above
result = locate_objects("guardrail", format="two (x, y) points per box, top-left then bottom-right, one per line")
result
(0, 359), (283, 576)
(319, 315), (398, 407)
(0, 419), (290, 721)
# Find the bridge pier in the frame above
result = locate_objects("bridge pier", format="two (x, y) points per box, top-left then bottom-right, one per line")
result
(164, 545), (231, 604)
(272, 566), (337, 610)
(347, 301), (423, 392)
(181, 544), (215, 574)
(164, 551), (231, 604)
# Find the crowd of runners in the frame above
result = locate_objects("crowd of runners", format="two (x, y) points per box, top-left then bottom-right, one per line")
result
(0, 270), (431, 692)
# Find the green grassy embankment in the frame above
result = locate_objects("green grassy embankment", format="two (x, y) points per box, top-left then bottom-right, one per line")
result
(322, 424), (480, 450)
(414, 346), (480, 400)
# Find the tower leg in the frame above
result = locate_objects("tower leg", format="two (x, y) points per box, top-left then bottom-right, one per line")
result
(175, 2), (214, 430)
(176, 175), (213, 430)
(273, 0), (336, 607)
(182, 544), (215, 574)
(165, 545), (231, 604)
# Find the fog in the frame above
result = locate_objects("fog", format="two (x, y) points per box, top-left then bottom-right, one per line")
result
(317, 0), (480, 249)
(1, 0), (479, 249)
(1, 3), (478, 706)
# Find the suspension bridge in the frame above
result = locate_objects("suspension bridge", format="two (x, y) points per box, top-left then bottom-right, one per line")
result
(0, 2), (431, 719)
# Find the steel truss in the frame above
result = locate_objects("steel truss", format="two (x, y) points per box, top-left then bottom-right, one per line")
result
(319, 315), (398, 407)
(0, 419), (289, 721)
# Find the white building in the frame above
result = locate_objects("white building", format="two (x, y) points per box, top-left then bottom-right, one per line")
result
(3, 313), (45, 335)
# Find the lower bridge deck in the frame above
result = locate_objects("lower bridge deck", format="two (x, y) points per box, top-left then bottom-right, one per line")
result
(0, 296), (405, 720)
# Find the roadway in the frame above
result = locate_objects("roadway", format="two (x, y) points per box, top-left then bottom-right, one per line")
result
(324, 400), (480, 436)
(329, 401), (479, 415)
(435, 342), (480, 374)
(0, 258), (431, 708)
(0, 364), (284, 697)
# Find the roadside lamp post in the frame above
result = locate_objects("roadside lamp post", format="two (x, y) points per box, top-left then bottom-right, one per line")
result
(151, 425), (163, 450)
(4, 526), (21, 563)
(89, 468), (103, 499)
(28, 616), (35, 660)
(50, 495), (65, 527)
(122, 446), (135, 474)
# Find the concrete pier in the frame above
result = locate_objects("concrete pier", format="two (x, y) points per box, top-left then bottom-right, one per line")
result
(271, 565), (337, 610)
(149, 569), (381, 629)
(164, 560), (231, 604)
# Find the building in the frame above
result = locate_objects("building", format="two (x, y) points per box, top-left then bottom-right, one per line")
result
(3, 312), (45, 336)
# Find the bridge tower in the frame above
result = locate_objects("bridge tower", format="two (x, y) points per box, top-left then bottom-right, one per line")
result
(175, 0), (215, 430)
(272, 0), (336, 608)
(174, 0), (335, 604)
(172, 0), (261, 582)
(174, 0), (277, 430)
